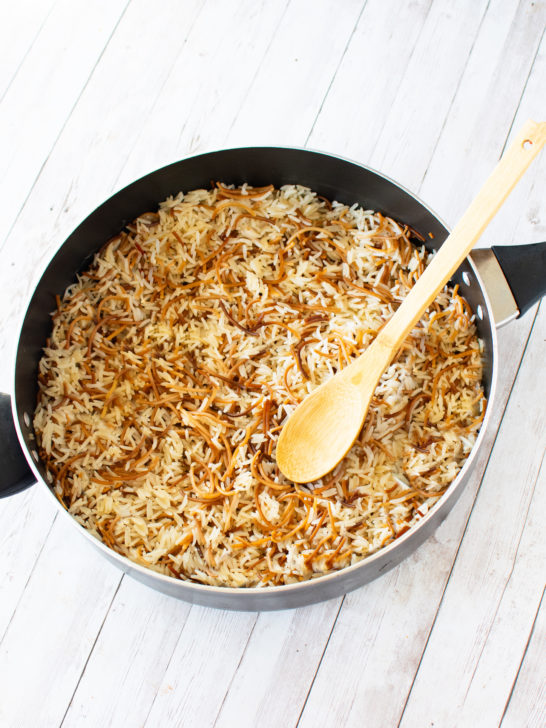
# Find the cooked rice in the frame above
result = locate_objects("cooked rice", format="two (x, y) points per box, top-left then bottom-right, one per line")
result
(33, 183), (485, 587)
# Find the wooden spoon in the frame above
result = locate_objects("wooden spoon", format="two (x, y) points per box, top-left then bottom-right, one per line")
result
(276, 119), (546, 483)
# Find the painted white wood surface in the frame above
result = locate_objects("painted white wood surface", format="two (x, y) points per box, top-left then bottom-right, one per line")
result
(0, 1), (544, 726)
(0, 0), (128, 248)
(0, 0), (57, 99)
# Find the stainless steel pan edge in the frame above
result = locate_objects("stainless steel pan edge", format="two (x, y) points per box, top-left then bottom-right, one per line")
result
(4, 147), (508, 610)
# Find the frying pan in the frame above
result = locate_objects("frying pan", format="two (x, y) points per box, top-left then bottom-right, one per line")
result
(2, 148), (545, 610)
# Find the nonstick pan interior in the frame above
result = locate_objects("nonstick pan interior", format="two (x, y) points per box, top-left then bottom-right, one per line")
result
(12, 148), (495, 607)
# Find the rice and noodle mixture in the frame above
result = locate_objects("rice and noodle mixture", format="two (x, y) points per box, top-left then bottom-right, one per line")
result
(34, 183), (485, 587)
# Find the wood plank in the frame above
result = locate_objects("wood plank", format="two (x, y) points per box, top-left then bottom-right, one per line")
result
(0, 0), (57, 100)
(394, 39), (546, 721)
(0, 488), (57, 641)
(399, 301), (546, 727)
(308, 0), (433, 157)
(502, 586), (546, 728)
(61, 578), (192, 728)
(485, 18), (546, 246)
(116, 0), (291, 189)
(421, 0), (546, 238)
(0, 0), (129, 250)
(225, 0), (366, 147)
(468, 460), (546, 728)
(213, 600), (343, 728)
(365, 0), (490, 186)
(397, 32), (546, 724)
(142, 607), (258, 728)
(0, 515), (121, 727)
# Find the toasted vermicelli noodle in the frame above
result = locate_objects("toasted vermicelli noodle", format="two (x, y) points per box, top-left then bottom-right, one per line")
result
(33, 184), (485, 587)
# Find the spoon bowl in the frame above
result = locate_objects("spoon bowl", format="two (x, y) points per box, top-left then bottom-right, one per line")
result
(276, 366), (371, 483)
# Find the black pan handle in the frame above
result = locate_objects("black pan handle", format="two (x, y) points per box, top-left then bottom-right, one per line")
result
(492, 241), (546, 316)
(0, 393), (35, 497)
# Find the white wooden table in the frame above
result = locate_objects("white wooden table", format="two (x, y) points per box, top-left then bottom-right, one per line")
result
(1, 1), (544, 726)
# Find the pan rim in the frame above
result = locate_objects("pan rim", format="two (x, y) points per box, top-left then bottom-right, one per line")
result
(11, 145), (499, 603)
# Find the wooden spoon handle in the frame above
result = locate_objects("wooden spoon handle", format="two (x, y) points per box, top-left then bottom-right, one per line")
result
(375, 119), (546, 355)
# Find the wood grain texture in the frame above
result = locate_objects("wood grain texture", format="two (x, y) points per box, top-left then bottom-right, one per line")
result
(0, 1), (544, 726)
(142, 607), (258, 728)
(0, 488), (56, 640)
(226, 0), (366, 147)
(0, 0), (129, 250)
(0, 515), (122, 727)
(367, 0), (490, 184)
(0, 0), (206, 391)
(308, 0), (434, 156)
(115, 0), (292, 187)
(0, 0), (57, 100)
(502, 584), (546, 728)
(61, 578), (193, 728)
(420, 0), (546, 233)
(212, 600), (343, 728)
